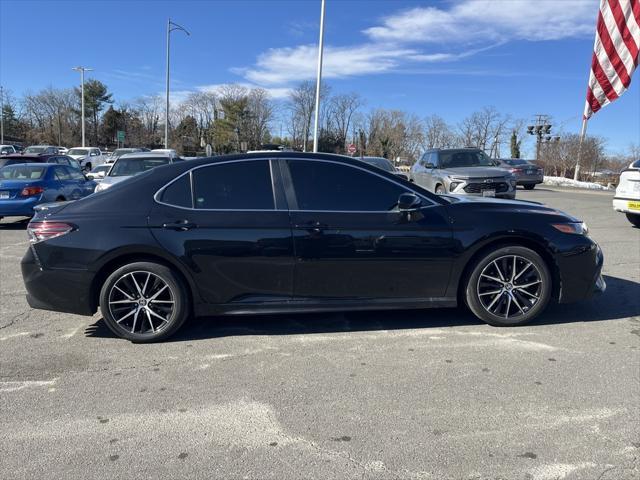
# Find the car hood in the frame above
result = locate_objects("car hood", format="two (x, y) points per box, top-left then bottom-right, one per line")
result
(68, 154), (87, 160)
(441, 167), (510, 179)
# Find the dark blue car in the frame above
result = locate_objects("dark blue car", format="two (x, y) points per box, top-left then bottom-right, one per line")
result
(0, 163), (96, 219)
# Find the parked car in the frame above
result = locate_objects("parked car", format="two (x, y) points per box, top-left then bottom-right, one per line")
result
(56, 146), (69, 155)
(21, 152), (604, 342)
(0, 154), (48, 168)
(95, 152), (182, 192)
(150, 148), (179, 158)
(411, 148), (517, 199)
(105, 148), (149, 164)
(496, 158), (543, 190)
(613, 159), (640, 227)
(0, 163), (95, 220)
(12, 145), (24, 153)
(357, 156), (408, 180)
(86, 164), (111, 180)
(67, 147), (104, 171)
(23, 145), (59, 155)
(0, 145), (17, 155)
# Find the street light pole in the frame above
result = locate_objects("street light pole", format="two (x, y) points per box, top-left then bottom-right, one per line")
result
(165, 18), (190, 149)
(312, 0), (326, 153)
(0, 85), (4, 145)
(72, 66), (93, 147)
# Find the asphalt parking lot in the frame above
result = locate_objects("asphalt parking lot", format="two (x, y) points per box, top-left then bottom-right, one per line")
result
(0, 187), (638, 480)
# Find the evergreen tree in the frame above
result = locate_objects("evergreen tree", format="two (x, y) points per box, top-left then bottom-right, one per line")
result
(510, 130), (521, 159)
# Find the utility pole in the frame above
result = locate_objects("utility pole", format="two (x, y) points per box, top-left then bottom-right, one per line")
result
(312, 0), (326, 153)
(165, 19), (190, 149)
(527, 114), (560, 161)
(72, 66), (93, 147)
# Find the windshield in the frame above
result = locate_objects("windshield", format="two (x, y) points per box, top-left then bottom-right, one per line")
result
(91, 164), (110, 173)
(632, 159), (640, 169)
(68, 148), (89, 156)
(440, 150), (496, 169)
(112, 149), (138, 158)
(24, 146), (46, 154)
(0, 165), (47, 180)
(362, 157), (395, 172)
(109, 157), (170, 177)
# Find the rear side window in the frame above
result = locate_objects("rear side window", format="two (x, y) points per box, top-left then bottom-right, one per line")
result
(288, 160), (407, 211)
(161, 174), (192, 208)
(192, 160), (274, 210)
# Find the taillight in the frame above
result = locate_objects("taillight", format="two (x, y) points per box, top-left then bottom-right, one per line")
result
(27, 222), (75, 244)
(21, 186), (44, 197)
(510, 168), (524, 173)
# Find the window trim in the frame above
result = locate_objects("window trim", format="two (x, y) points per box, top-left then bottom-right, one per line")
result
(154, 158), (281, 211)
(281, 158), (437, 213)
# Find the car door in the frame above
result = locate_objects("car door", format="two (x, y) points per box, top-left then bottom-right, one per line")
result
(281, 158), (455, 301)
(148, 158), (295, 306)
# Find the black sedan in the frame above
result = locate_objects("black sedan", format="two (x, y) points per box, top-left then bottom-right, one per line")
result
(21, 152), (605, 342)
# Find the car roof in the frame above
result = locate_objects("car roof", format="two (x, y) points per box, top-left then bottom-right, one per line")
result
(1, 154), (48, 159)
(118, 152), (177, 159)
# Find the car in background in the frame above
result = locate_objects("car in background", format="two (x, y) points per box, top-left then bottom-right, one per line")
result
(357, 156), (408, 180)
(67, 147), (104, 171)
(411, 148), (517, 199)
(12, 145), (24, 153)
(56, 147), (69, 155)
(613, 159), (640, 227)
(20, 152), (605, 342)
(496, 158), (544, 190)
(23, 145), (59, 155)
(0, 154), (83, 171)
(86, 164), (111, 180)
(94, 152), (182, 192)
(105, 147), (149, 164)
(150, 148), (179, 158)
(0, 145), (17, 155)
(0, 163), (95, 220)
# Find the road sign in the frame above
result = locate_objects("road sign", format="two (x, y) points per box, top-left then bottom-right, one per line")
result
(116, 130), (125, 142)
(347, 143), (356, 155)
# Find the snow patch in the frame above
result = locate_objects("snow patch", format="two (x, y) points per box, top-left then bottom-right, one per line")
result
(543, 176), (613, 190)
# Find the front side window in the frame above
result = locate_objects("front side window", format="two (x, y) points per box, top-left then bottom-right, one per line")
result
(192, 160), (274, 210)
(288, 160), (408, 212)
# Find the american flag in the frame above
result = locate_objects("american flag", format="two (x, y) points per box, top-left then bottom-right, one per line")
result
(584, 0), (640, 119)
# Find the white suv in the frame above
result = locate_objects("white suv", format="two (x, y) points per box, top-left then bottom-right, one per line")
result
(67, 147), (104, 171)
(613, 159), (640, 227)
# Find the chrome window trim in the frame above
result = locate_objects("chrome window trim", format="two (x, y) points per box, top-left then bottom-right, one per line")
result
(153, 156), (438, 212)
(154, 158), (282, 211)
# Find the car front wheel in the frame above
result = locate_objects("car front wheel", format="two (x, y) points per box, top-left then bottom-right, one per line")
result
(465, 246), (552, 326)
(99, 261), (190, 342)
(626, 213), (640, 227)
(435, 184), (446, 195)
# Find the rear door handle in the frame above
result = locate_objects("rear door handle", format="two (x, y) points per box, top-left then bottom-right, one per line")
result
(162, 220), (197, 231)
(295, 221), (329, 234)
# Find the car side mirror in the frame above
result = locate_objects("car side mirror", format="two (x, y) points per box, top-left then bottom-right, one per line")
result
(398, 193), (421, 211)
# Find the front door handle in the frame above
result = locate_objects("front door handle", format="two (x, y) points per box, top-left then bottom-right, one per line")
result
(162, 220), (197, 231)
(295, 221), (329, 234)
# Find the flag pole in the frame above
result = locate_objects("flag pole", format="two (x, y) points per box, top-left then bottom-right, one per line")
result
(573, 117), (588, 180)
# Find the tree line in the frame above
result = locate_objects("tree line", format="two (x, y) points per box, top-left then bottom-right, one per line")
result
(1, 79), (635, 179)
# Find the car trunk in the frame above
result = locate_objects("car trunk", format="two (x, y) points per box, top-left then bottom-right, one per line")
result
(0, 180), (43, 200)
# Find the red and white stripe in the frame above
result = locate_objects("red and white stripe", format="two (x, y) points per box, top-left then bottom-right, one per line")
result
(584, 0), (640, 119)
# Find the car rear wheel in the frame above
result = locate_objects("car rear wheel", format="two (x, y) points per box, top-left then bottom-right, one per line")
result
(524, 184), (535, 190)
(626, 213), (640, 227)
(99, 262), (190, 342)
(465, 246), (551, 326)
(435, 184), (446, 195)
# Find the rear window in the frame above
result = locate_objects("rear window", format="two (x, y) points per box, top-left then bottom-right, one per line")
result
(0, 165), (47, 179)
(109, 157), (170, 177)
(192, 160), (274, 210)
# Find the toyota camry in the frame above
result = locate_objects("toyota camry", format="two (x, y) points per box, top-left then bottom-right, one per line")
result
(21, 152), (605, 342)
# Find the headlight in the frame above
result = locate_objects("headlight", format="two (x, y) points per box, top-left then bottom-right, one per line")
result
(552, 222), (589, 235)
(449, 181), (462, 192)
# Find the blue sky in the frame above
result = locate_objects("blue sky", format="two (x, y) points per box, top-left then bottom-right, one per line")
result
(1, 0), (638, 156)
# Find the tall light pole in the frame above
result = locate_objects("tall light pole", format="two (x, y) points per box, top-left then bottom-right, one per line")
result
(165, 19), (190, 149)
(312, 0), (326, 153)
(0, 85), (4, 145)
(72, 66), (93, 147)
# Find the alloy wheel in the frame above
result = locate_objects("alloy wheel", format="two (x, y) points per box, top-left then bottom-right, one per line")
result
(476, 254), (543, 319)
(108, 271), (175, 335)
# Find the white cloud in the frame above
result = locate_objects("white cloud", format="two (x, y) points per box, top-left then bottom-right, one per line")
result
(364, 0), (596, 44)
(196, 82), (292, 99)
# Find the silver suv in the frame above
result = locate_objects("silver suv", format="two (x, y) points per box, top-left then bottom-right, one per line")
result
(410, 148), (516, 199)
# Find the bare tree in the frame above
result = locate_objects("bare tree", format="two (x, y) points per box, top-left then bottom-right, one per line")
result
(246, 88), (275, 149)
(326, 92), (363, 151)
(423, 114), (458, 149)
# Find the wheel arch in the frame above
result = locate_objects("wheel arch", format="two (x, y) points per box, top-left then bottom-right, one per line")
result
(454, 234), (561, 307)
(89, 249), (200, 313)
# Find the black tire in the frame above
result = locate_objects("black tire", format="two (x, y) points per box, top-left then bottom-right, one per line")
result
(464, 246), (552, 326)
(627, 213), (640, 227)
(524, 184), (535, 190)
(84, 162), (92, 171)
(435, 184), (446, 195)
(99, 261), (190, 342)
(55, 196), (66, 202)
